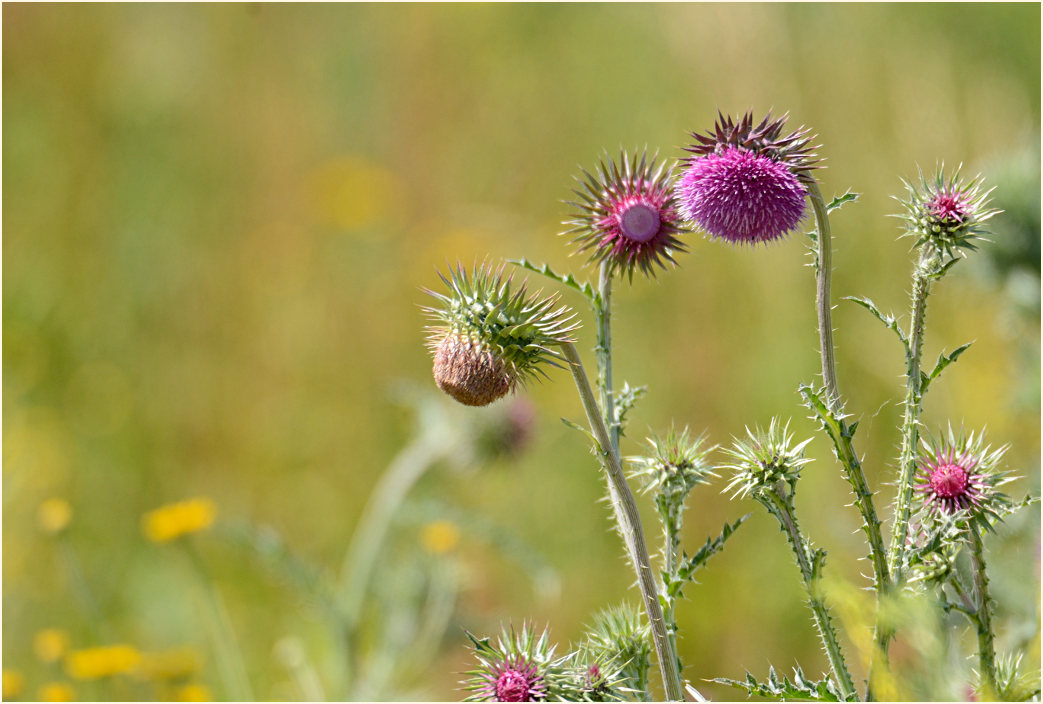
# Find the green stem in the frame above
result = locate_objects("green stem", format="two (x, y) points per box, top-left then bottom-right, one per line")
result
(763, 486), (856, 701)
(808, 180), (841, 412)
(888, 252), (933, 580)
(969, 526), (998, 695)
(559, 340), (684, 701)
(183, 542), (254, 701)
(595, 263), (620, 455)
(659, 497), (683, 680)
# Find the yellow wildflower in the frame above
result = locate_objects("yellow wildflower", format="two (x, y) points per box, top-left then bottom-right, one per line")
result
(64, 644), (141, 680)
(37, 682), (75, 702)
(2, 669), (25, 699)
(420, 520), (461, 555)
(134, 648), (200, 682)
(142, 498), (216, 543)
(34, 628), (70, 663)
(37, 498), (72, 535)
(175, 682), (213, 701)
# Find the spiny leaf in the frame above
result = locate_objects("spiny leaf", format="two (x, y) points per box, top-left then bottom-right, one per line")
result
(561, 417), (597, 446)
(615, 381), (647, 436)
(711, 663), (848, 701)
(509, 258), (596, 301)
(826, 191), (860, 214)
(920, 342), (973, 394)
(677, 514), (751, 584)
(844, 296), (908, 349)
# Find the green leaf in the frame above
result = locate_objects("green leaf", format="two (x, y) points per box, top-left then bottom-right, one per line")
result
(826, 191), (860, 214)
(844, 296), (908, 349)
(560, 417), (597, 447)
(615, 381), (647, 436)
(677, 514), (751, 584)
(920, 342), (973, 394)
(508, 258), (596, 301)
(711, 664), (848, 701)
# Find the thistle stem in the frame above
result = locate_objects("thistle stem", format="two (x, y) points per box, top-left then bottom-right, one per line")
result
(969, 525), (999, 695)
(560, 340), (684, 701)
(808, 180), (841, 412)
(888, 252), (933, 580)
(763, 487), (857, 700)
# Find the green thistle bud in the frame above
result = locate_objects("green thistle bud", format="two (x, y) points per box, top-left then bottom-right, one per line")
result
(628, 426), (716, 501)
(424, 263), (578, 407)
(722, 418), (812, 500)
(581, 604), (651, 698)
(895, 165), (1000, 262)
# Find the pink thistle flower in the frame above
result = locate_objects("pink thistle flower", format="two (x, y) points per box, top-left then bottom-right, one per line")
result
(563, 150), (687, 281)
(462, 623), (568, 702)
(914, 427), (1013, 528)
(895, 165), (999, 259)
(675, 146), (807, 245)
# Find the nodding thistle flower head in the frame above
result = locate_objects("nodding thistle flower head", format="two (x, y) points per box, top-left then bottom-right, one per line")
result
(676, 111), (819, 246)
(896, 165), (999, 261)
(424, 263), (578, 407)
(629, 426), (716, 501)
(722, 418), (813, 499)
(914, 426), (1013, 529)
(462, 623), (570, 702)
(563, 149), (687, 281)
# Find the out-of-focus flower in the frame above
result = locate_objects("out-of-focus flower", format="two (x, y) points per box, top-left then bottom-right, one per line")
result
(64, 644), (141, 680)
(563, 150), (687, 281)
(34, 629), (70, 664)
(37, 682), (75, 702)
(424, 263), (578, 407)
(421, 520), (461, 555)
(722, 418), (812, 499)
(462, 623), (570, 701)
(676, 111), (818, 245)
(175, 683), (213, 702)
(895, 165), (999, 260)
(306, 155), (402, 232)
(472, 399), (536, 463)
(37, 498), (72, 535)
(142, 498), (217, 543)
(915, 427), (1013, 529)
(133, 648), (201, 682)
(2, 669), (25, 699)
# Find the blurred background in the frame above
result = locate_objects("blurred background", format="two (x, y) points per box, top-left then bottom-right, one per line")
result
(3, 3), (1039, 701)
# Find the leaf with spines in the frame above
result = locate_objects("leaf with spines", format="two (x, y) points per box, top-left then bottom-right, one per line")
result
(844, 296), (909, 349)
(674, 515), (751, 593)
(615, 382), (647, 437)
(826, 191), (860, 214)
(712, 664), (851, 701)
(508, 258), (597, 302)
(919, 342), (973, 394)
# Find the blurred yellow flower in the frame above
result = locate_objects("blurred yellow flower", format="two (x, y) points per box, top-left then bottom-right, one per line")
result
(2, 669), (25, 699)
(306, 155), (401, 232)
(37, 498), (72, 535)
(64, 644), (141, 680)
(142, 498), (216, 543)
(37, 681), (75, 702)
(175, 682), (213, 702)
(134, 648), (200, 682)
(34, 628), (70, 663)
(421, 520), (461, 555)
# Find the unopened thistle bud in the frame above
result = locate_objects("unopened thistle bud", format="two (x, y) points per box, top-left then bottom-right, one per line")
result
(424, 264), (578, 407)
(896, 165), (999, 261)
(676, 111), (820, 246)
(563, 149), (687, 281)
(722, 418), (813, 499)
(914, 426), (1013, 530)
(629, 426), (716, 501)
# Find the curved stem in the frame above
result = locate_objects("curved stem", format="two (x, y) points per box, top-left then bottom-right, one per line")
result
(969, 526), (998, 695)
(808, 180), (841, 412)
(595, 263), (619, 455)
(888, 253), (933, 580)
(559, 341), (684, 701)
(762, 488), (857, 700)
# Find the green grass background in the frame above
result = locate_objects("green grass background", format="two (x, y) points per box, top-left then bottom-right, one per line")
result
(4, 3), (1040, 701)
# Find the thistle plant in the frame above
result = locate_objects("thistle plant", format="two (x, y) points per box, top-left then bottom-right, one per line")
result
(421, 108), (1037, 702)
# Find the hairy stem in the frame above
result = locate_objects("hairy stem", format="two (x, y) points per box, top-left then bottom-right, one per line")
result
(763, 487), (856, 700)
(659, 497), (683, 680)
(969, 526), (998, 695)
(560, 340), (684, 701)
(888, 252), (933, 580)
(808, 180), (841, 412)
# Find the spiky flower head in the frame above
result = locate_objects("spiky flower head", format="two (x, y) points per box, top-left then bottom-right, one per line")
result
(722, 418), (813, 499)
(973, 653), (1042, 702)
(914, 426), (1013, 530)
(676, 111), (819, 246)
(563, 149), (687, 281)
(582, 604), (651, 698)
(628, 426), (717, 501)
(462, 623), (571, 702)
(895, 165), (999, 261)
(424, 263), (578, 407)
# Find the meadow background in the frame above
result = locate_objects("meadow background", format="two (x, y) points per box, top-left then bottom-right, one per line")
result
(3, 3), (1040, 701)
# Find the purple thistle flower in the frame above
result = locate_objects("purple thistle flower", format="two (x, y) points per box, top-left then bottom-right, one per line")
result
(462, 623), (570, 702)
(676, 111), (820, 246)
(478, 657), (546, 702)
(676, 146), (807, 245)
(895, 165), (999, 259)
(914, 427), (1013, 527)
(563, 150), (687, 281)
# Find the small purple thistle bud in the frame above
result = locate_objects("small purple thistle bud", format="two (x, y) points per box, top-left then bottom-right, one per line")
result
(676, 146), (807, 245)
(913, 427), (1013, 524)
(493, 659), (544, 702)
(928, 190), (972, 225)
